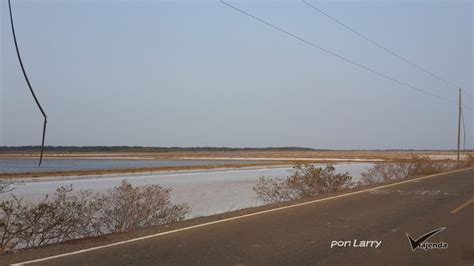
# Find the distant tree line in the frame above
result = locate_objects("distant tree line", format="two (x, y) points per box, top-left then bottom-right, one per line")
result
(0, 146), (322, 153)
(1, 146), (471, 153)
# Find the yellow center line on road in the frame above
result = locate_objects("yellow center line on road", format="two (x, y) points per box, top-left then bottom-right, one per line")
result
(451, 198), (474, 214)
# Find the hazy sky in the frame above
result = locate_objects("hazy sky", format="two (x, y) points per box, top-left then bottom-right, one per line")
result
(1, 0), (473, 149)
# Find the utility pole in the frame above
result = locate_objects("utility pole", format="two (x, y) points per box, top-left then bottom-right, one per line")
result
(457, 88), (462, 161)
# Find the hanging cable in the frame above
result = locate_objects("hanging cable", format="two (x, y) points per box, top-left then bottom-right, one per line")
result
(220, 0), (472, 112)
(8, 0), (48, 166)
(302, 0), (473, 102)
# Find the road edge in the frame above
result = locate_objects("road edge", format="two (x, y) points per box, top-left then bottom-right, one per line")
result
(10, 167), (474, 266)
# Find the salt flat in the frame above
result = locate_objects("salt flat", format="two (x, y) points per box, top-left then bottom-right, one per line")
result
(0, 163), (372, 218)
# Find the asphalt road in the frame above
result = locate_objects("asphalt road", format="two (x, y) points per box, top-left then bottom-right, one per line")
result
(6, 168), (474, 266)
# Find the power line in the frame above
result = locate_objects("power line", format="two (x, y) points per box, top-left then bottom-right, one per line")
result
(461, 98), (473, 112)
(302, 0), (472, 100)
(8, 0), (48, 166)
(302, 0), (474, 110)
(220, 0), (467, 110)
(461, 89), (473, 98)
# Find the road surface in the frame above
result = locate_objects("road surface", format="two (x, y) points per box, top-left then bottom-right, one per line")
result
(5, 168), (473, 265)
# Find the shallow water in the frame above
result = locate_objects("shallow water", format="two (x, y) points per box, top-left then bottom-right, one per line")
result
(0, 159), (254, 173)
(0, 163), (373, 218)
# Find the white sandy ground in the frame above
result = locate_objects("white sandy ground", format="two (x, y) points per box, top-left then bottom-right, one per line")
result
(179, 157), (385, 161)
(0, 163), (372, 218)
(181, 155), (469, 161)
(426, 154), (469, 160)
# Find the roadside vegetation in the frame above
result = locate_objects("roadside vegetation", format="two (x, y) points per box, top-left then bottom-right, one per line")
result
(1, 154), (472, 254)
(253, 164), (352, 203)
(255, 155), (474, 203)
(0, 180), (15, 194)
(358, 155), (473, 185)
(0, 181), (188, 254)
(358, 155), (443, 185)
(464, 154), (474, 167)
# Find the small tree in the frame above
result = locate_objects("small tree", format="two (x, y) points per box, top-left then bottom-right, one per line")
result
(0, 180), (15, 194)
(94, 180), (188, 233)
(254, 164), (352, 203)
(359, 160), (410, 185)
(461, 154), (474, 168)
(358, 155), (451, 185)
(407, 155), (443, 176)
(0, 180), (189, 253)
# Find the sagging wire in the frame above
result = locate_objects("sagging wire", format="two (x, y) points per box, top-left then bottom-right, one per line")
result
(8, 0), (48, 166)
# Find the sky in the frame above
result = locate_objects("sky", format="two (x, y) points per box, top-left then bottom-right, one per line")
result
(1, 0), (473, 150)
